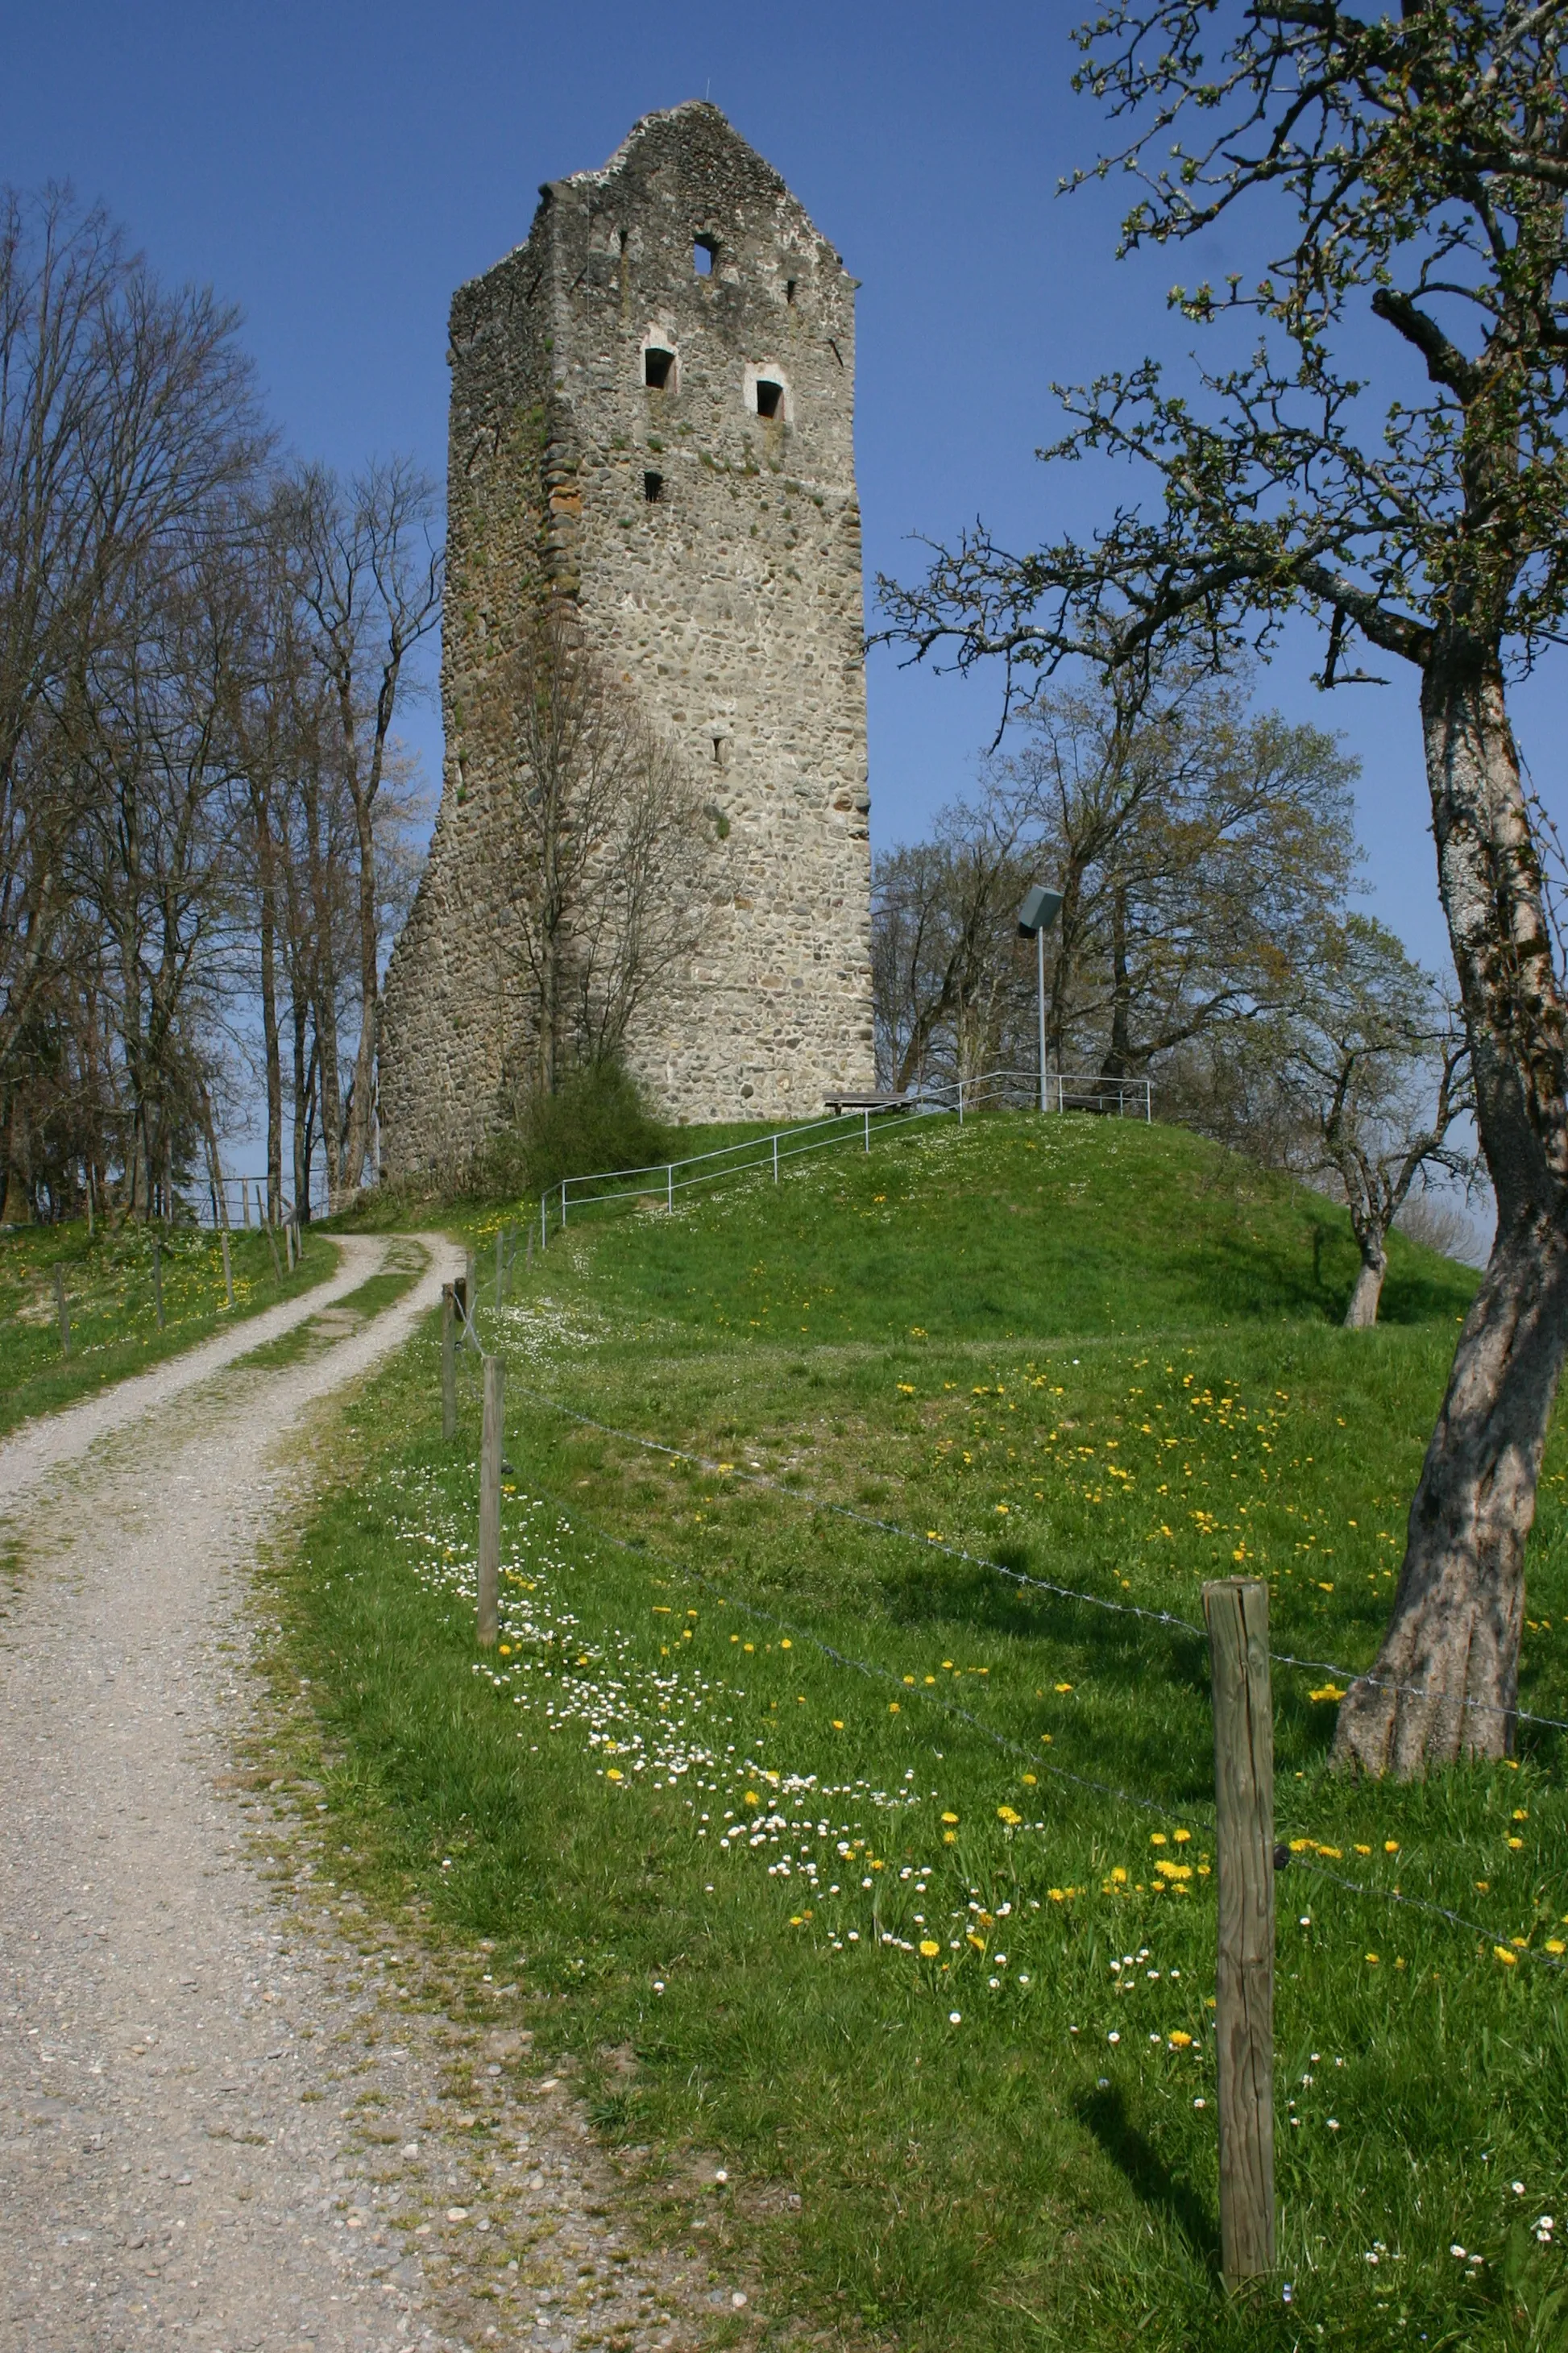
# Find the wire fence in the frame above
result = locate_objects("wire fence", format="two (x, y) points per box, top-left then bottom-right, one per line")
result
(433, 1282), (1568, 1982)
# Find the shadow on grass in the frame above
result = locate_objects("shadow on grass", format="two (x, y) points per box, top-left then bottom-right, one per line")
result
(1074, 2081), (1222, 2280)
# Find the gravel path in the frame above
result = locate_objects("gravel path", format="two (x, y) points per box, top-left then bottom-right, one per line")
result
(0, 1231), (390, 1512)
(0, 1235), (707, 2353)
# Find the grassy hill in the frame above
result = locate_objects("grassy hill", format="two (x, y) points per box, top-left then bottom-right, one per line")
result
(524, 1110), (1477, 1342)
(279, 1113), (1568, 2353)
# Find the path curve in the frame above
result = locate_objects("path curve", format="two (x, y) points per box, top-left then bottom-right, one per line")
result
(0, 1232), (405, 1513)
(0, 1234), (702, 2353)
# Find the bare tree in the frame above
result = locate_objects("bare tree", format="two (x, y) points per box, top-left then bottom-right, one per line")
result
(872, 667), (1358, 1097)
(1282, 918), (1477, 1329)
(495, 608), (709, 1098)
(0, 188), (264, 1214)
(284, 460), (441, 1205)
(872, 798), (1030, 1089)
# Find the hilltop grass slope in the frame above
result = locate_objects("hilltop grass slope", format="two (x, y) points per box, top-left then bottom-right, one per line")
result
(518, 1111), (1477, 1343)
(276, 1114), (1568, 2353)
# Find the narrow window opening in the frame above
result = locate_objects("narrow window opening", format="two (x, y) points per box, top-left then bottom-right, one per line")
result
(694, 237), (716, 276)
(644, 347), (674, 390)
(643, 471), (664, 504)
(618, 228), (628, 255)
(754, 378), (783, 420)
(785, 276), (797, 305)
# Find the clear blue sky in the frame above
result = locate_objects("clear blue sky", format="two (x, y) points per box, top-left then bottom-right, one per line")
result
(5, 0), (1562, 1017)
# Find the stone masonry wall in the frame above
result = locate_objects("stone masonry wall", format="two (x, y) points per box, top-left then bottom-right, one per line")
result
(380, 102), (874, 1179)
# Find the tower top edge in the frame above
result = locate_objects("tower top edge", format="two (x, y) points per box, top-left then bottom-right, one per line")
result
(452, 102), (850, 305)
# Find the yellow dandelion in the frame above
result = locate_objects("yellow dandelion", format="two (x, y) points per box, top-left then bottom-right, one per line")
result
(1168, 2031), (1193, 2048)
(1495, 1946), (1519, 1966)
(919, 1940), (941, 1957)
(997, 1805), (1022, 1825)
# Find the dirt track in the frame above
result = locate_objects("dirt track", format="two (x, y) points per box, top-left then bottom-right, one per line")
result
(0, 1234), (701, 2353)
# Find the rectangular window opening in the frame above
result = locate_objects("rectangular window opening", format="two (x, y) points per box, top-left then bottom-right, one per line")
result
(644, 347), (674, 390)
(643, 471), (664, 504)
(785, 277), (797, 305)
(694, 238), (716, 276)
(754, 379), (783, 420)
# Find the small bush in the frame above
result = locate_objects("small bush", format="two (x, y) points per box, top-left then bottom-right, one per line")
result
(473, 1063), (674, 1204)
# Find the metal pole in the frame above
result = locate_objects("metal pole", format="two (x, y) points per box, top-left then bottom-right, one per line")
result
(958, 1079), (965, 1125)
(441, 1284), (457, 1442)
(1037, 923), (1047, 1114)
(561, 1179), (567, 1230)
(496, 1225), (504, 1309)
(668, 1163), (674, 1212)
(773, 1134), (778, 1184)
(541, 1194), (547, 1251)
(864, 1108), (870, 1153)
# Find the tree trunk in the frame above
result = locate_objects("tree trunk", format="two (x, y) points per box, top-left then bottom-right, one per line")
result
(251, 785), (284, 1226)
(1333, 648), (1568, 1776)
(1343, 1241), (1387, 1329)
(1101, 878), (1132, 1081)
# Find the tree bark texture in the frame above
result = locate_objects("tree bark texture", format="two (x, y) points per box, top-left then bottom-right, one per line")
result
(1334, 651), (1568, 1775)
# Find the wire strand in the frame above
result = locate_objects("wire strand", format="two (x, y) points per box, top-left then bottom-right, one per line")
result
(487, 1360), (1568, 1738)
(567, 1504), (1216, 1834)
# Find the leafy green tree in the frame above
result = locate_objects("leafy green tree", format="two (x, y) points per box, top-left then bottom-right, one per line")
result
(880, 1), (1568, 1777)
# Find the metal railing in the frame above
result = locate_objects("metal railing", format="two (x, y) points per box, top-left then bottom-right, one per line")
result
(538, 1066), (1153, 1241)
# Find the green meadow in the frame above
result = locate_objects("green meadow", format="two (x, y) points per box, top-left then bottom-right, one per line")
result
(279, 1114), (1568, 2351)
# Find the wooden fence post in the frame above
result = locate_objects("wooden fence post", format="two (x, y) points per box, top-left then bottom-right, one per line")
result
(151, 1237), (165, 1330)
(477, 1353), (504, 1648)
(54, 1265), (70, 1359)
(441, 1284), (457, 1441)
(1204, 1575), (1276, 2289)
(219, 1226), (234, 1309)
(265, 1224), (281, 1283)
(464, 1251), (476, 1338)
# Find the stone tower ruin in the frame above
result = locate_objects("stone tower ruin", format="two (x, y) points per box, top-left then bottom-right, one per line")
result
(379, 102), (874, 1178)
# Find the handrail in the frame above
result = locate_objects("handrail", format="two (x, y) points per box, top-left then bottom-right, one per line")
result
(537, 1066), (1153, 1243)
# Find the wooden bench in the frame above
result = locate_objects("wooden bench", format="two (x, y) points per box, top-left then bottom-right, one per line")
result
(823, 1092), (913, 1116)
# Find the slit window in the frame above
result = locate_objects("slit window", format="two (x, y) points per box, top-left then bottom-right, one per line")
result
(644, 347), (674, 389)
(694, 237), (716, 276)
(754, 378), (783, 419)
(785, 276), (797, 305)
(643, 471), (663, 503)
